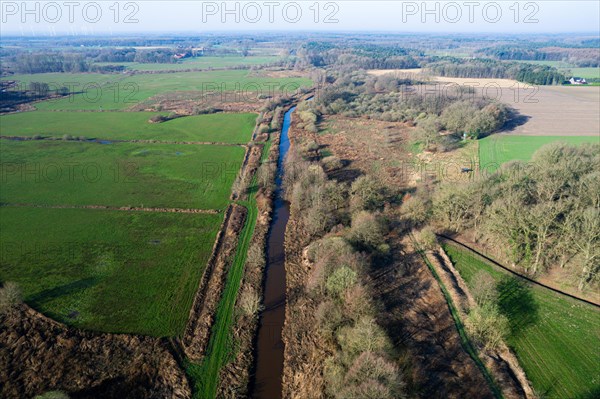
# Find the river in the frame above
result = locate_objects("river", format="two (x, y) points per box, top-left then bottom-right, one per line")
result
(251, 105), (295, 399)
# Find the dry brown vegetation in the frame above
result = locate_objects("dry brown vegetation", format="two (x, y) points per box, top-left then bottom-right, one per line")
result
(0, 304), (190, 399)
(278, 92), (531, 398)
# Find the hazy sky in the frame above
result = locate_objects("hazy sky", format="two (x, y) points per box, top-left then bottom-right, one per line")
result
(1, 1), (599, 35)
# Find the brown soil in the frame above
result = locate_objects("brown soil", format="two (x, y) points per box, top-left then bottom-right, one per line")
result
(183, 204), (247, 360)
(0, 305), (190, 399)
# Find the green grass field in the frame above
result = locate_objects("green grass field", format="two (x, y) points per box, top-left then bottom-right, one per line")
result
(2, 72), (128, 89)
(0, 207), (222, 336)
(0, 140), (244, 210)
(93, 55), (280, 71)
(4, 70), (312, 111)
(478, 135), (599, 170)
(0, 111), (256, 144)
(567, 67), (600, 80)
(443, 243), (600, 399)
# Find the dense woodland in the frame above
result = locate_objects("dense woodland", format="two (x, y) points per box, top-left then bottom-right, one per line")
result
(425, 58), (566, 85)
(403, 143), (600, 290)
(478, 44), (600, 67)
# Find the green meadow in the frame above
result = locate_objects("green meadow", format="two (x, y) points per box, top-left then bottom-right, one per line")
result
(478, 135), (599, 170)
(0, 111), (256, 144)
(0, 207), (221, 336)
(567, 67), (600, 80)
(5, 70), (312, 111)
(93, 55), (280, 71)
(0, 140), (244, 210)
(443, 243), (600, 399)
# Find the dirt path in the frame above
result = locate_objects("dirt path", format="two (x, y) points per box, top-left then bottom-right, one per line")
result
(0, 203), (220, 214)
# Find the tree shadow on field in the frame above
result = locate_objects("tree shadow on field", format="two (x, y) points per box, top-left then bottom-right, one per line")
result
(499, 108), (531, 133)
(579, 384), (600, 399)
(497, 276), (539, 337)
(28, 277), (99, 308)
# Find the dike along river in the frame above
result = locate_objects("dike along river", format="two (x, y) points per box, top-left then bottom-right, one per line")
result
(251, 104), (295, 399)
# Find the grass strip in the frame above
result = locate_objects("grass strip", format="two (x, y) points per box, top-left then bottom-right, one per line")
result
(185, 137), (268, 398)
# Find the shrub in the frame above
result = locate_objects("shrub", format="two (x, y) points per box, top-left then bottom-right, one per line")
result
(0, 281), (22, 314)
(326, 266), (358, 298)
(323, 356), (346, 398)
(337, 317), (393, 362)
(238, 286), (262, 318)
(342, 352), (405, 399)
(400, 191), (432, 227)
(306, 140), (320, 154)
(417, 228), (437, 251)
(246, 242), (265, 270)
(348, 211), (388, 251)
(465, 302), (509, 351)
(322, 156), (343, 172)
(304, 200), (336, 237)
(440, 100), (478, 134)
(350, 175), (385, 212)
(470, 270), (498, 306)
(305, 123), (319, 134)
(307, 237), (364, 293)
(149, 114), (167, 123)
(62, 134), (73, 141)
(340, 381), (390, 399)
(256, 162), (275, 192)
(193, 106), (217, 115)
(316, 300), (344, 338)
(342, 284), (374, 320)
